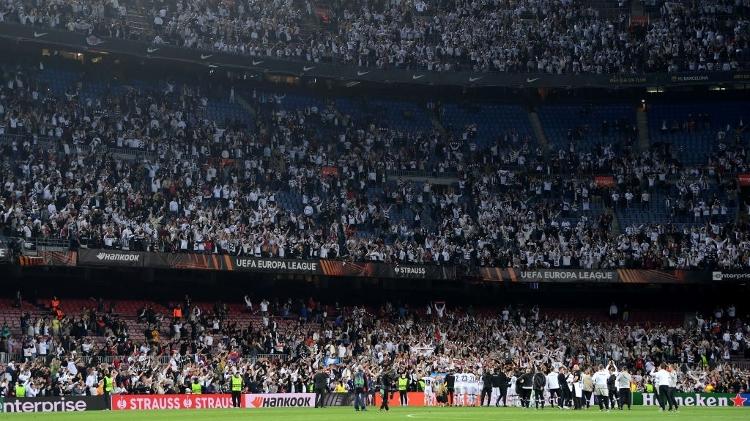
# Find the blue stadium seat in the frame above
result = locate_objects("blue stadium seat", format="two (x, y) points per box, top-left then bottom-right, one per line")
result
(648, 102), (749, 165)
(538, 103), (635, 152)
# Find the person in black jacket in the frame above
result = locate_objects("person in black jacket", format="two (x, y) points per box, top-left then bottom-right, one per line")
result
(313, 369), (329, 408)
(379, 370), (393, 411)
(480, 373), (494, 407)
(518, 368), (533, 408)
(493, 369), (510, 407)
(533, 367), (547, 409)
(607, 365), (619, 410)
(571, 365), (583, 410)
(558, 366), (571, 408)
(445, 372), (456, 406)
(353, 368), (368, 412)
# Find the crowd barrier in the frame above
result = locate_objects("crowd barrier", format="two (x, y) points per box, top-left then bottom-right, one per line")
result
(16, 248), (750, 284)
(2, 22), (749, 89)
(3, 392), (748, 412)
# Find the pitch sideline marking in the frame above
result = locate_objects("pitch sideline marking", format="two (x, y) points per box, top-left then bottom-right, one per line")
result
(406, 413), (600, 421)
(405, 414), (505, 420)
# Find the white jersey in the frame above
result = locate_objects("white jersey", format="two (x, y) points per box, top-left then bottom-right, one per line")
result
(456, 373), (467, 390)
(547, 372), (559, 389)
(474, 379), (483, 394)
(508, 376), (518, 395)
(593, 370), (609, 388)
(423, 377), (434, 393)
(470, 374), (480, 393)
(650, 369), (671, 387)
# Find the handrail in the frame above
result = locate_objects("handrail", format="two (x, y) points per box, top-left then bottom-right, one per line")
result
(0, 352), (288, 365)
(0, 134), (157, 162)
(387, 169), (458, 179)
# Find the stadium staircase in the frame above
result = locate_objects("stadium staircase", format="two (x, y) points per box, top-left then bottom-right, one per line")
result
(630, 0), (644, 17)
(608, 208), (621, 233)
(528, 110), (550, 151)
(428, 105), (449, 137)
(126, 9), (153, 39)
(302, 0), (337, 40)
(297, 0), (327, 34)
(636, 106), (650, 152)
(235, 93), (258, 123)
(585, 0), (630, 19)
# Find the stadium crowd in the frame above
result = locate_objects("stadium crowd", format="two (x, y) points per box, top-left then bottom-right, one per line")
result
(0, 0), (748, 73)
(0, 62), (749, 270)
(0, 298), (748, 400)
(0, 0), (749, 412)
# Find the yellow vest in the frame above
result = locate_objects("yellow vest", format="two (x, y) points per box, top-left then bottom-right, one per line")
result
(191, 382), (202, 394)
(15, 384), (26, 397)
(104, 376), (114, 392)
(231, 376), (243, 392)
(398, 377), (408, 391)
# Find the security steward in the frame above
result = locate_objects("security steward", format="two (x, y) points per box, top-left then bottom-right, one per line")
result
(191, 377), (202, 394)
(231, 371), (244, 408)
(15, 382), (26, 397)
(102, 370), (115, 410)
(397, 373), (409, 406)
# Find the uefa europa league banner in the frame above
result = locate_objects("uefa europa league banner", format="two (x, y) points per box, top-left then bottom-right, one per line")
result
(75, 248), (456, 280)
(27, 248), (737, 284)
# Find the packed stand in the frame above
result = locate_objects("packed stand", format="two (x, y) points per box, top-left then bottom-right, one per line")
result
(0, 298), (748, 399)
(1, 0), (749, 74)
(0, 62), (749, 269)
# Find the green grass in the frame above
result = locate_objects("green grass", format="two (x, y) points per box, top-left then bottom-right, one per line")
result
(3, 406), (749, 421)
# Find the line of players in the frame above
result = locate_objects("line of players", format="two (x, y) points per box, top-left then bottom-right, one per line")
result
(419, 362), (679, 411)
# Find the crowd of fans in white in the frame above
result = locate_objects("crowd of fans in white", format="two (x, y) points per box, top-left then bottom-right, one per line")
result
(0, 0), (748, 73)
(1, 299), (748, 398)
(0, 61), (748, 270)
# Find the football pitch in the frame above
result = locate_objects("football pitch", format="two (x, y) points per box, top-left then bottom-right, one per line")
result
(2, 407), (748, 421)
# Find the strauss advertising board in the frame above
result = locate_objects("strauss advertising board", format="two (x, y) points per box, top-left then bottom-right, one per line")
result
(111, 393), (316, 411)
(111, 394), (235, 410)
